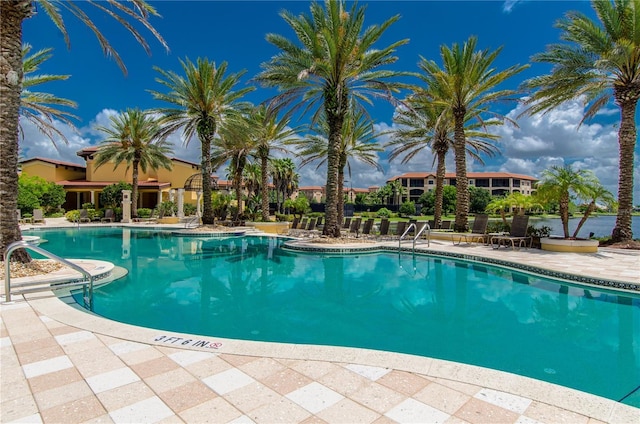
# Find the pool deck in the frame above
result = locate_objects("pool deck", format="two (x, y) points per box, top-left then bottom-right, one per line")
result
(2, 219), (639, 423)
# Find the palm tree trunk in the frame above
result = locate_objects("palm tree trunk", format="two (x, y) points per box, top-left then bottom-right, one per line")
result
(131, 160), (140, 218)
(611, 95), (637, 242)
(560, 192), (570, 238)
(337, 167), (345, 227)
(0, 1), (32, 263)
(452, 109), (469, 232)
(260, 155), (270, 221)
(434, 152), (446, 228)
(234, 168), (243, 221)
(200, 135), (214, 225)
(573, 202), (595, 239)
(324, 111), (343, 238)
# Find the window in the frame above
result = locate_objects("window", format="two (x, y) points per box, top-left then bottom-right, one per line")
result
(513, 179), (521, 187)
(410, 179), (424, 187)
(475, 179), (489, 187)
(427, 180), (434, 185)
(492, 178), (510, 187)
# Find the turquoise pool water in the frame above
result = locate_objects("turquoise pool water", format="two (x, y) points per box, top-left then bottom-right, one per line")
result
(28, 227), (640, 406)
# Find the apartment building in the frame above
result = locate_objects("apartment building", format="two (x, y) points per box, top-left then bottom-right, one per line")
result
(387, 172), (538, 204)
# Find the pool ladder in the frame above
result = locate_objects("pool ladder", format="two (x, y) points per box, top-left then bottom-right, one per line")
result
(3, 241), (94, 309)
(399, 222), (430, 252)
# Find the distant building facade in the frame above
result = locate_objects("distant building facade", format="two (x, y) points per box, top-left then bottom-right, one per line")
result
(387, 172), (538, 204)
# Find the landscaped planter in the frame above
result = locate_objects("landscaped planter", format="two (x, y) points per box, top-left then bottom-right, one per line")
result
(540, 237), (599, 253)
(249, 221), (291, 234)
(157, 217), (180, 224)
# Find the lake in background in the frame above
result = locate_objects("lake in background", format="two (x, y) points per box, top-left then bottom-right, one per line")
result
(528, 215), (640, 238)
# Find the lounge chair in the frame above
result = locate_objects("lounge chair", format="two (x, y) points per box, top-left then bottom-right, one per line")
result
(414, 221), (429, 239)
(453, 214), (489, 245)
(348, 217), (362, 237)
(32, 208), (45, 224)
(342, 217), (352, 230)
(394, 221), (408, 239)
(17, 209), (30, 224)
(439, 220), (452, 230)
(101, 209), (115, 223)
(377, 218), (390, 239)
(491, 215), (531, 249)
(361, 218), (375, 238)
(78, 209), (91, 223)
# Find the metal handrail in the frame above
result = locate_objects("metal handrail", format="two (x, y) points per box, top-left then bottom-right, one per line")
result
(184, 215), (200, 229)
(4, 241), (93, 308)
(414, 223), (430, 249)
(399, 223), (416, 249)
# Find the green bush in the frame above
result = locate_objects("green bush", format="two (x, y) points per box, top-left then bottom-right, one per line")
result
(183, 203), (197, 216)
(399, 201), (416, 217)
(65, 210), (79, 222)
(18, 174), (66, 215)
(137, 208), (152, 218)
(100, 182), (132, 208)
(376, 207), (392, 218)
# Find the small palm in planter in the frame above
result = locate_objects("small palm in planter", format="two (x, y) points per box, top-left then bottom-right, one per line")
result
(535, 165), (615, 251)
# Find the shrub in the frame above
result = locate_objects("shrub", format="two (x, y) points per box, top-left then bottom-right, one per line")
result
(100, 182), (132, 208)
(376, 207), (391, 218)
(137, 208), (152, 218)
(399, 201), (416, 217)
(65, 210), (79, 222)
(183, 203), (197, 216)
(157, 201), (177, 218)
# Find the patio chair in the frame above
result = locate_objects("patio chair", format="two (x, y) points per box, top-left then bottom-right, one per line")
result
(32, 208), (45, 224)
(78, 209), (91, 223)
(377, 218), (390, 239)
(101, 209), (115, 223)
(361, 218), (375, 238)
(342, 217), (352, 230)
(17, 209), (30, 224)
(414, 221), (429, 239)
(439, 220), (452, 230)
(490, 215), (531, 249)
(453, 214), (489, 245)
(348, 217), (362, 237)
(280, 217), (299, 235)
(394, 221), (408, 239)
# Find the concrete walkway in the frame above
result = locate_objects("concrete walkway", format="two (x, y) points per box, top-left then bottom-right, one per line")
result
(1, 219), (639, 423)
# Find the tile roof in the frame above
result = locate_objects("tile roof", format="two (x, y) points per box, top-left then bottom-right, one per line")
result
(19, 157), (86, 169)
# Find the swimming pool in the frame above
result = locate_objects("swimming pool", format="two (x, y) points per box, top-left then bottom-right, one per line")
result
(27, 227), (640, 406)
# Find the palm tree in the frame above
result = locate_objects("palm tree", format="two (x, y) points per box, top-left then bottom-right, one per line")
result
(294, 108), (383, 225)
(248, 105), (298, 222)
(271, 158), (298, 214)
(572, 180), (616, 238)
(94, 109), (173, 218)
(20, 44), (78, 147)
(485, 196), (512, 227)
(1, 0), (167, 262)
(536, 165), (596, 238)
(211, 113), (257, 221)
(387, 98), (499, 228)
(418, 36), (527, 232)
(150, 58), (254, 225)
(521, 0), (639, 243)
(255, 0), (408, 237)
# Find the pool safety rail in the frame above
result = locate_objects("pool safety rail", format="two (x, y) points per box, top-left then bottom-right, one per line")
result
(3, 241), (94, 309)
(399, 222), (431, 251)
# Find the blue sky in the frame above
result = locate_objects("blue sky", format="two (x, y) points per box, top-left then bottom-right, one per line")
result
(21, 0), (639, 203)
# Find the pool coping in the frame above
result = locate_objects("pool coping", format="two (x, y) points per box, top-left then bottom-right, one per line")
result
(19, 287), (639, 422)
